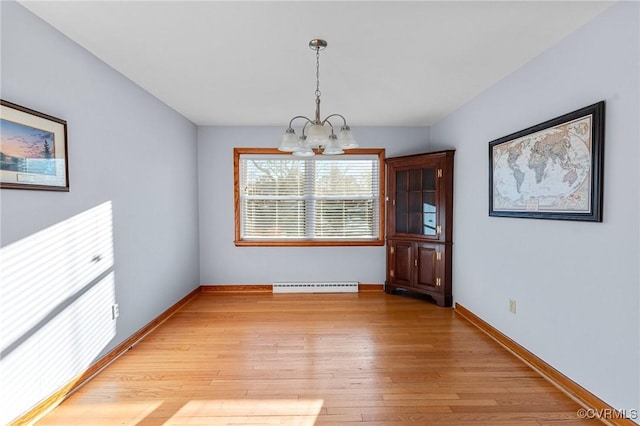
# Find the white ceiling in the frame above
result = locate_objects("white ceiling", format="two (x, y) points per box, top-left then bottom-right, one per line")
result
(19, 1), (613, 126)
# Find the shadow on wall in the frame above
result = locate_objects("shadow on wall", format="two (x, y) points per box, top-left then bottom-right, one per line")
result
(0, 201), (117, 424)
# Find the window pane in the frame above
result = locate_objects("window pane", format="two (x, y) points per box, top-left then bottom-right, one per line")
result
(244, 160), (305, 197)
(409, 169), (422, 191)
(243, 200), (305, 238)
(423, 191), (437, 236)
(314, 200), (375, 238)
(422, 167), (436, 190)
(314, 160), (377, 197)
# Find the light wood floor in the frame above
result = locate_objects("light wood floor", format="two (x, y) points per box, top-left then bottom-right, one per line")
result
(37, 292), (599, 425)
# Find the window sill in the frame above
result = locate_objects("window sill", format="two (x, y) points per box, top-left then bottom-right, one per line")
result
(234, 239), (385, 247)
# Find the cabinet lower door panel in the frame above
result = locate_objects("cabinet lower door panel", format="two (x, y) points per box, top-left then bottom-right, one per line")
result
(393, 241), (413, 285)
(415, 244), (437, 289)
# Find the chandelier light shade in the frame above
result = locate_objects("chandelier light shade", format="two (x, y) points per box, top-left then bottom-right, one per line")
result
(278, 39), (358, 156)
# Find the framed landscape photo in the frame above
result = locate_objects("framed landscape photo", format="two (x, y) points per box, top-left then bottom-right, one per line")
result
(0, 100), (69, 191)
(489, 101), (604, 222)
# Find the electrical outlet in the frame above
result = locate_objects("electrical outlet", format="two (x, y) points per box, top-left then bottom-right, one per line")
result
(509, 299), (517, 314)
(111, 303), (119, 320)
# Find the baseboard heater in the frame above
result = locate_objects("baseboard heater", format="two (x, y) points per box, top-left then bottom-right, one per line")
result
(273, 281), (359, 293)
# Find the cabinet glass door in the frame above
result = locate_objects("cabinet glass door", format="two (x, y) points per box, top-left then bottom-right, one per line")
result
(394, 167), (437, 236)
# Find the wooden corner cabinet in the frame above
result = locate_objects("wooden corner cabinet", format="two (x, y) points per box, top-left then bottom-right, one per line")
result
(385, 150), (455, 307)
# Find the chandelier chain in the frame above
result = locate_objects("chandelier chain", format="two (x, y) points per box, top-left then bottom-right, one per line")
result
(315, 48), (321, 98)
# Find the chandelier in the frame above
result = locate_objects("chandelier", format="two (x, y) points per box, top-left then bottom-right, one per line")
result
(278, 39), (358, 156)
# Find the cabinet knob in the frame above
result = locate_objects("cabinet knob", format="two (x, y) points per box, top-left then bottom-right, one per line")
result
(414, 259), (418, 267)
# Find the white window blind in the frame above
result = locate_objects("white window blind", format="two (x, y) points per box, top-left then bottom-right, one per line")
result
(239, 154), (380, 241)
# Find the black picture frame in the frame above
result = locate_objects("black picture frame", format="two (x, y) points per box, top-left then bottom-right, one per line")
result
(0, 100), (69, 191)
(489, 101), (604, 222)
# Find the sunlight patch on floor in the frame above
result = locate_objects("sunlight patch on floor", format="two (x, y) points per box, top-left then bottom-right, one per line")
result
(166, 399), (324, 425)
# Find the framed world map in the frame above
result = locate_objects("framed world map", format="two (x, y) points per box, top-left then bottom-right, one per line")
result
(489, 101), (604, 222)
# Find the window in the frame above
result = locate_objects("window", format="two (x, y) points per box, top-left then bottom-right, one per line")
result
(234, 148), (385, 246)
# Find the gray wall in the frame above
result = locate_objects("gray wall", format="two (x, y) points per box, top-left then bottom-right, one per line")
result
(0, 2), (200, 422)
(430, 2), (639, 414)
(197, 126), (430, 285)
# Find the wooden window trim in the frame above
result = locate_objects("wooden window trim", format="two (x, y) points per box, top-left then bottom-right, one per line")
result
(234, 147), (385, 247)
